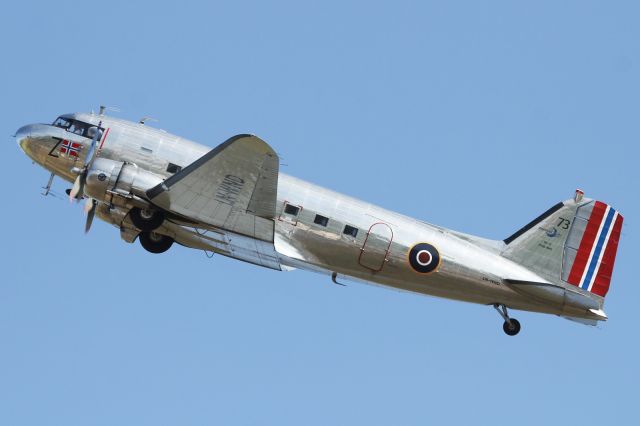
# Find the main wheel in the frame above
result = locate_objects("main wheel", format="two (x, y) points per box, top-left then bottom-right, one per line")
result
(502, 318), (521, 336)
(130, 207), (165, 232)
(139, 231), (174, 254)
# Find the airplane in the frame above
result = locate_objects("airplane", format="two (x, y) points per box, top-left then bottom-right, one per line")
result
(15, 108), (624, 336)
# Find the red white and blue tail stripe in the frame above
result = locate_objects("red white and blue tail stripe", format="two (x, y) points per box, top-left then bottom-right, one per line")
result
(564, 201), (623, 297)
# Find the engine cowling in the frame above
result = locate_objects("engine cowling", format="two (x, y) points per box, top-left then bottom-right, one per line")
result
(84, 158), (164, 209)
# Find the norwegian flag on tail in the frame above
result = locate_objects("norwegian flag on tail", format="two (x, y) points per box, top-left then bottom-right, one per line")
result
(563, 201), (624, 297)
(59, 139), (81, 158)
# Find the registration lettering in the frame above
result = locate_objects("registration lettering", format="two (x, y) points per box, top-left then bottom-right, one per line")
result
(215, 174), (244, 206)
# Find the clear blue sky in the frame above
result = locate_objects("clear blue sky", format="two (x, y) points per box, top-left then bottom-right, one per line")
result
(1, 1), (638, 425)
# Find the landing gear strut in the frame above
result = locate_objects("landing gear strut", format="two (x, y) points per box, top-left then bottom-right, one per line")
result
(130, 207), (164, 232)
(139, 231), (174, 254)
(493, 304), (521, 336)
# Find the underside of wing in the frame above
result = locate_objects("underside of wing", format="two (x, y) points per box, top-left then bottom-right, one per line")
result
(146, 134), (279, 241)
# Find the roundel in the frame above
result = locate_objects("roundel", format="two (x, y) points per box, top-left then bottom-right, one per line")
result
(408, 243), (440, 274)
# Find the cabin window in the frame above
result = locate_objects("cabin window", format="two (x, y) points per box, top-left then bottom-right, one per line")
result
(280, 202), (302, 225)
(284, 203), (300, 216)
(314, 214), (329, 227)
(343, 225), (358, 237)
(167, 163), (182, 174)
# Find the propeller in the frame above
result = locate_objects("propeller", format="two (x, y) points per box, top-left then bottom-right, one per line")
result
(69, 121), (103, 201)
(84, 198), (97, 233)
(66, 119), (103, 233)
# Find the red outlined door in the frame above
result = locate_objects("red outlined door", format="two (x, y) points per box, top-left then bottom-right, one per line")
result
(358, 222), (393, 272)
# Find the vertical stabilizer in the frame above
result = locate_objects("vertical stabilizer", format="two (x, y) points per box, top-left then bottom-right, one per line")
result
(502, 191), (623, 298)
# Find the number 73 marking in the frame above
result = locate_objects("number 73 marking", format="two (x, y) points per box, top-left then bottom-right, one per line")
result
(557, 217), (571, 230)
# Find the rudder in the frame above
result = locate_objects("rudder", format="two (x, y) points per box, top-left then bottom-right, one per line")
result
(563, 200), (623, 297)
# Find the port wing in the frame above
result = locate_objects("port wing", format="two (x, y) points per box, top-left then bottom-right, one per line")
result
(146, 134), (279, 241)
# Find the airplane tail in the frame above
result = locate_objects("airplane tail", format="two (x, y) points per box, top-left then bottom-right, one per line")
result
(501, 190), (623, 298)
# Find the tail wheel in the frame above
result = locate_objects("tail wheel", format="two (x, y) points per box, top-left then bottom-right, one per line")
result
(130, 207), (165, 232)
(494, 304), (521, 336)
(502, 319), (521, 336)
(139, 231), (174, 254)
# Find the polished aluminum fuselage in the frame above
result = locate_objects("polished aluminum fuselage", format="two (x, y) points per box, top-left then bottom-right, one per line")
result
(17, 113), (593, 318)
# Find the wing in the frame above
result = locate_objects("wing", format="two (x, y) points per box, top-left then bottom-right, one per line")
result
(146, 134), (279, 242)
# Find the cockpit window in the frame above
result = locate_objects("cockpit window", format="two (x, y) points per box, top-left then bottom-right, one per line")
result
(52, 117), (72, 129)
(68, 121), (87, 135)
(52, 117), (103, 139)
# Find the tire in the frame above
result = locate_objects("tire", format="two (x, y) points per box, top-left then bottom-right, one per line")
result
(130, 207), (164, 232)
(139, 231), (174, 254)
(502, 318), (521, 336)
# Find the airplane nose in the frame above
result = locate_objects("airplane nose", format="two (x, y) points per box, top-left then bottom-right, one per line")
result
(15, 123), (53, 164)
(15, 125), (32, 151)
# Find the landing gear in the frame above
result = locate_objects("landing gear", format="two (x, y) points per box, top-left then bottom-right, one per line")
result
(503, 319), (521, 336)
(139, 231), (174, 254)
(493, 304), (521, 336)
(130, 207), (165, 232)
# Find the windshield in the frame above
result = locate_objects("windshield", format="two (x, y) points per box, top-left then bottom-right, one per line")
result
(52, 117), (103, 139)
(52, 117), (72, 129)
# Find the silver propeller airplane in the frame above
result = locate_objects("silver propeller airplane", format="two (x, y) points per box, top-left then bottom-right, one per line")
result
(16, 109), (624, 335)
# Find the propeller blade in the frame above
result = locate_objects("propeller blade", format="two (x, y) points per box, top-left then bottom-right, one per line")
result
(83, 121), (103, 170)
(84, 199), (97, 234)
(70, 121), (103, 203)
(69, 175), (83, 201)
(83, 197), (94, 214)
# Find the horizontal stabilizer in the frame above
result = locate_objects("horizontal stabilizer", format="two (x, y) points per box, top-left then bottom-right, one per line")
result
(561, 316), (599, 326)
(562, 309), (607, 325)
(505, 279), (599, 311)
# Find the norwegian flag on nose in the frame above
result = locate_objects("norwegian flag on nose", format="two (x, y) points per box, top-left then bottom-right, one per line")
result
(59, 139), (81, 158)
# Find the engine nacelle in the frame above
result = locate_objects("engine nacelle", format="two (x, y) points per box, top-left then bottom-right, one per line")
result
(85, 158), (164, 209)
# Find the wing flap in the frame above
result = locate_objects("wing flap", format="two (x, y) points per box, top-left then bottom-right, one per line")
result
(147, 134), (279, 241)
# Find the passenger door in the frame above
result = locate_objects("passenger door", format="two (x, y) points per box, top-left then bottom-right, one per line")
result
(358, 222), (393, 271)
